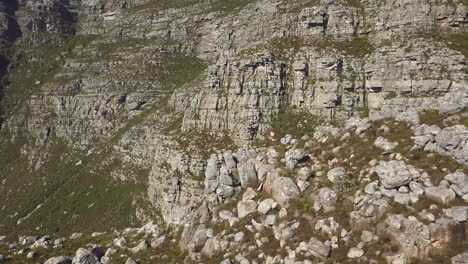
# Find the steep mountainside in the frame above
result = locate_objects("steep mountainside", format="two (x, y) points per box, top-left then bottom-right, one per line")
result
(0, 0), (467, 263)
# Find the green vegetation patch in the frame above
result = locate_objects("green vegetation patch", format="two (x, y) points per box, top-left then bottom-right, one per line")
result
(127, 0), (259, 16)
(176, 129), (236, 159)
(262, 36), (374, 59)
(418, 31), (468, 58)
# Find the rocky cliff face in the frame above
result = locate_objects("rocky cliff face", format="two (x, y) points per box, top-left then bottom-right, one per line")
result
(0, 0), (467, 263)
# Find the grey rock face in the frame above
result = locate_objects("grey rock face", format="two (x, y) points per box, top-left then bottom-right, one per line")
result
(373, 161), (413, 189)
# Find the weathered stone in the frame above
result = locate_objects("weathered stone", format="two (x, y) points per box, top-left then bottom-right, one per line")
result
(237, 200), (257, 218)
(313, 187), (338, 212)
(308, 237), (331, 258)
(44, 257), (73, 264)
(374, 137), (398, 151)
(451, 251), (468, 264)
(445, 172), (468, 197)
(373, 161), (413, 189)
(238, 162), (258, 188)
(425, 186), (456, 204)
(270, 177), (300, 206)
(347, 247), (364, 259)
(72, 248), (99, 264)
(447, 206), (468, 222)
(257, 199), (276, 215)
(327, 167), (345, 183)
(125, 258), (137, 264)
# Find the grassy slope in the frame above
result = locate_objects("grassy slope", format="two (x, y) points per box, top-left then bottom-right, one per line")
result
(0, 33), (207, 239)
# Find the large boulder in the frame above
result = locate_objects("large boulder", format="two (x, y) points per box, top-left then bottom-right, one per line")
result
(425, 186), (456, 204)
(313, 187), (337, 212)
(445, 172), (468, 198)
(327, 167), (345, 183)
(373, 161), (413, 189)
(308, 237), (331, 258)
(452, 251), (468, 264)
(271, 177), (300, 206)
(72, 248), (99, 264)
(285, 148), (307, 168)
(45, 257), (73, 264)
(238, 161), (258, 188)
(374, 137), (398, 151)
(237, 200), (257, 218)
(447, 206), (468, 222)
(434, 125), (468, 164)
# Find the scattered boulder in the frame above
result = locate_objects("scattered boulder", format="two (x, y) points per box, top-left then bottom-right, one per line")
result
(125, 258), (138, 264)
(446, 206), (468, 222)
(347, 247), (364, 259)
(131, 240), (149, 253)
(257, 199), (276, 215)
(373, 161), (413, 189)
(327, 167), (345, 183)
(452, 251), (468, 264)
(44, 256), (73, 264)
(271, 177), (300, 206)
(285, 148), (307, 168)
(72, 248), (99, 264)
(27, 251), (38, 259)
(238, 161), (258, 187)
(445, 172), (468, 197)
(70, 233), (83, 239)
(374, 137), (398, 151)
(237, 200), (257, 218)
(425, 186), (456, 204)
(313, 187), (338, 212)
(308, 237), (331, 258)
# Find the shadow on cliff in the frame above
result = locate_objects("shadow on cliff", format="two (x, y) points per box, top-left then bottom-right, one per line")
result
(0, 0), (22, 130)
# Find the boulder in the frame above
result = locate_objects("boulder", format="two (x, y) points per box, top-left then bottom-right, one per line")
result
(237, 200), (257, 218)
(44, 257), (73, 264)
(327, 167), (345, 183)
(452, 251), (468, 264)
(445, 172), (468, 197)
(447, 206), (468, 222)
(271, 177), (300, 206)
(238, 161), (258, 187)
(313, 187), (338, 212)
(425, 186), (456, 204)
(308, 237), (331, 258)
(257, 199), (276, 215)
(373, 161), (413, 189)
(285, 148), (307, 168)
(72, 248), (99, 264)
(374, 137), (398, 151)
(125, 258), (137, 264)
(347, 247), (364, 258)
(130, 240), (149, 253)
